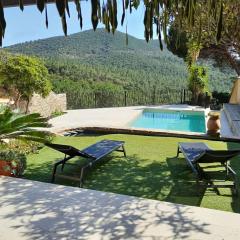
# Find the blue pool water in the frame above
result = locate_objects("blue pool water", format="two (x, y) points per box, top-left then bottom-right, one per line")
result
(131, 110), (206, 133)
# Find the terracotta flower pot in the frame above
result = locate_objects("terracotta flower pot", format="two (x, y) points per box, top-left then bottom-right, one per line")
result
(0, 151), (26, 177)
(0, 160), (13, 176)
(207, 112), (221, 136)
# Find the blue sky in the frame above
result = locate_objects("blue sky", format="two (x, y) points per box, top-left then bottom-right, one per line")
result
(3, 1), (156, 47)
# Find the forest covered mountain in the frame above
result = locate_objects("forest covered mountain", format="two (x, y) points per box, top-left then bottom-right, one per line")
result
(6, 29), (236, 94)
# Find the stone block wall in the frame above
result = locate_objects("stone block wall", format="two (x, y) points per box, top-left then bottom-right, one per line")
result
(24, 91), (67, 117)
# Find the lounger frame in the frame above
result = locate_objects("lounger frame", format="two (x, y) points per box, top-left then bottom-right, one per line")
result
(177, 143), (239, 195)
(47, 140), (126, 187)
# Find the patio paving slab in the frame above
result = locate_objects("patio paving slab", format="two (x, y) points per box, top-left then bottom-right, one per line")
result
(0, 176), (240, 239)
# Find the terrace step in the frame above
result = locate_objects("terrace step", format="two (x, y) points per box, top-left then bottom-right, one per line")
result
(63, 129), (84, 136)
(223, 103), (240, 137)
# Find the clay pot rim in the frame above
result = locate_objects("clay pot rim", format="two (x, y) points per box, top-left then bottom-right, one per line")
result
(208, 111), (220, 119)
(209, 115), (220, 120)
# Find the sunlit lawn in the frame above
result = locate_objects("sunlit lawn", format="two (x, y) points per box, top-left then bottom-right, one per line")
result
(25, 134), (240, 213)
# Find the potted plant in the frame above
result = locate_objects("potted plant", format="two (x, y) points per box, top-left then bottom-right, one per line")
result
(0, 107), (52, 177)
(0, 150), (26, 177)
(207, 111), (221, 136)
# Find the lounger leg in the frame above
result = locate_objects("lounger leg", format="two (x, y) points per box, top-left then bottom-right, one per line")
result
(176, 146), (180, 157)
(227, 165), (238, 196)
(122, 145), (127, 157)
(61, 155), (67, 172)
(208, 179), (220, 195)
(51, 163), (58, 183)
(79, 167), (85, 188)
(51, 156), (74, 183)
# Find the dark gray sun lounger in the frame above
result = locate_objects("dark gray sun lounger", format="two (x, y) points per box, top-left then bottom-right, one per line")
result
(177, 142), (240, 195)
(46, 140), (126, 187)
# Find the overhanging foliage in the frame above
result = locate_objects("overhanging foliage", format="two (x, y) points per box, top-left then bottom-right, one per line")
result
(0, 0), (225, 47)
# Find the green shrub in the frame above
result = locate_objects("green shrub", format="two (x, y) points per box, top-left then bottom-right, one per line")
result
(7, 140), (43, 155)
(212, 91), (230, 103)
(50, 110), (65, 118)
(188, 65), (209, 104)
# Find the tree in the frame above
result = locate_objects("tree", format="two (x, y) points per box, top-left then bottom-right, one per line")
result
(167, 25), (188, 59)
(167, 1), (240, 75)
(0, 52), (51, 112)
(188, 65), (209, 104)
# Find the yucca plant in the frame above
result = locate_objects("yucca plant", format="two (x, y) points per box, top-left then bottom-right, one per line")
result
(0, 107), (52, 144)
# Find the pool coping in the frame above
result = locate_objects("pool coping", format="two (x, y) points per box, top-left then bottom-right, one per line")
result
(60, 126), (229, 141)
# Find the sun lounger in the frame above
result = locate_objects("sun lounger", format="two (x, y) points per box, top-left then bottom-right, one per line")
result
(177, 142), (240, 195)
(46, 139), (126, 187)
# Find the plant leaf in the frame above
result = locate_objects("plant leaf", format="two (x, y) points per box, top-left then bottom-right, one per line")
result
(0, 0), (6, 38)
(37, 0), (45, 13)
(19, 0), (24, 11)
(121, 0), (125, 26)
(91, 0), (99, 30)
(56, 0), (65, 17)
(158, 31), (163, 51)
(61, 13), (68, 36)
(45, 4), (49, 28)
(65, 0), (70, 18)
(216, 0), (223, 42)
(79, 3), (83, 29)
(112, 0), (118, 32)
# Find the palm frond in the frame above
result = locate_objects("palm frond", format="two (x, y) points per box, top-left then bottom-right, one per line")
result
(0, 108), (51, 143)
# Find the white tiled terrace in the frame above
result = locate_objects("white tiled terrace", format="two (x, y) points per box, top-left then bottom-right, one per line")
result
(1, 176), (240, 240)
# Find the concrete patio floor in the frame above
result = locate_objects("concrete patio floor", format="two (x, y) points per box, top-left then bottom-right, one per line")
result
(49, 106), (144, 133)
(49, 105), (208, 136)
(0, 176), (240, 240)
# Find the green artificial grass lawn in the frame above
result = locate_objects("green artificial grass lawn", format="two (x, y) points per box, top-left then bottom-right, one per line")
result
(25, 134), (240, 213)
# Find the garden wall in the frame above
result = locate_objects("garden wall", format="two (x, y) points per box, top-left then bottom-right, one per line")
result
(21, 91), (67, 117)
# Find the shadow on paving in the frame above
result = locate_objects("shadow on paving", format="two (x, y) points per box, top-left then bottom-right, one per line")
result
(0, 177), (211, 239)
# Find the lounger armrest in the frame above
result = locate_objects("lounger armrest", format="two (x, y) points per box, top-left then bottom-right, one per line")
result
(191, 151), (206, 163)
(79, 150), (96, 159)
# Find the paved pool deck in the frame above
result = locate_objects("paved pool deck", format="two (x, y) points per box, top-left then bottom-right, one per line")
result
(49, 105), (145, 133)
(49, 105), (237, 140)
(49, 105), (207, 134)
(0, 176), (240, 240)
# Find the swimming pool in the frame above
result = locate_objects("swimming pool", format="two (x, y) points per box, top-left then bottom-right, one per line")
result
(131, 109), (206, 133)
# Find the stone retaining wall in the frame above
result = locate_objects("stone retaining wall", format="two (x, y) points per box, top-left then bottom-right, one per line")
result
(21, 91), (67, 117)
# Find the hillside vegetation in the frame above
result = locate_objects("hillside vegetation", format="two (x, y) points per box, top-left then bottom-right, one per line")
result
(6, 29), (236, 97)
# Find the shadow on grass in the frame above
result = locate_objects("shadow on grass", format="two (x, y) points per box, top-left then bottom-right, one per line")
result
(25, 140), (240, 213)
(26, 152), (207, 208)
(226, 142), (240, 213)
(85, 155), (203, 206)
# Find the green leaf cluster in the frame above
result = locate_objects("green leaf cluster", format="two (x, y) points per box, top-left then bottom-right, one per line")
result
(188, 65), (209, 104)
(0, 107), (52, 144)
(0, 51), (52, 107)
